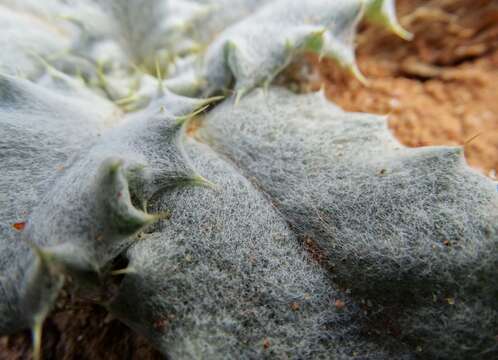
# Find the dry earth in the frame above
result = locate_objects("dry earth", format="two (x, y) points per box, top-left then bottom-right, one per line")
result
(318, 0), (498, 176)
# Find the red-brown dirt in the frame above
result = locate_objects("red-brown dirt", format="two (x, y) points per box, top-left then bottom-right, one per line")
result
(317, 0), (498, 176)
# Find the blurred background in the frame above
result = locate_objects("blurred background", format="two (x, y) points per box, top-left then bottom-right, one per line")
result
(310, 0), (498, 177)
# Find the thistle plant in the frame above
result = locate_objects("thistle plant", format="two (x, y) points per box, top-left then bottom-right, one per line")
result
(0, 1), (496, 359)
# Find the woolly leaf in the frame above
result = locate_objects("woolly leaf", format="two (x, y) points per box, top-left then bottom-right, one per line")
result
(0, 3), (69, 78)
(0, 73), (120, 332)
(199, 87), (498, 358)
(110, 140), (405, 359)
(201, 0), (366, 96)
(99, 0), (210, 68)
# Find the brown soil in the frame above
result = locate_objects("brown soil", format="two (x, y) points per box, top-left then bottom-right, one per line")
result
(2, 0), (497, 359)
(0, 295), (162, 360)
(316, 0), (498, 175)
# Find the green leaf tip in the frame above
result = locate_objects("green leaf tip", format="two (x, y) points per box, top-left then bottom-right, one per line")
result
(111, 267), (137, 276)
(175, 104), (211, 126)
(364, 0), (413, 41)
(167, 174), (219, 192)
(98, 158), (158, 234)
(189, 175), (219, 192)
(303, 29), (327, 53)
(19, 243), (65, 360)
(234, 88), (249, 106)
(32, 319), (43, 360)
(349, 63), (370, 86)
(115, 94), (139, 106)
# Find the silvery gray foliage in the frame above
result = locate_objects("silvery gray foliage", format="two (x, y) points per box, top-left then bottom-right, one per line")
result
(0, 2), (69, 78)
(0, 1), (496, 360)
(198, 87), (498, 359)
(110, 139), (407, 359)
(98, 0), (210, 67)
(190, 0), (268, 42)
(0, 0), (118, 80)
(199, 0), (413, 97)
(201, 0), (366, 97)
(0, 68), (214, 336)
(0, 71), (120, 333)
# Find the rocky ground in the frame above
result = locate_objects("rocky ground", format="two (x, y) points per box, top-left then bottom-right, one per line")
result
(1, 0), (497, 358)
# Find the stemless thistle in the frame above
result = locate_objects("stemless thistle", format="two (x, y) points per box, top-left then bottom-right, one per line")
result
(0, 1), (496, 359)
